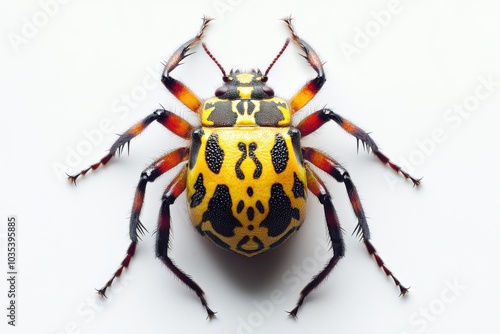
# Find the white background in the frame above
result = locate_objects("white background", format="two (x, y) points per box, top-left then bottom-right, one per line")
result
(1, 0), (500, 333)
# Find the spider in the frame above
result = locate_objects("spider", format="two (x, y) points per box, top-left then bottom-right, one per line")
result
(68, 16), (420, 318)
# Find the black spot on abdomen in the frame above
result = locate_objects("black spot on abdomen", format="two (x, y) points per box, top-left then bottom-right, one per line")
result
(271, 134), (289, 174)
(256, 200), (265, 214)
(247, 207), (255, 221)
(205, 134), (224, 174)
(237, 200), (244, 213)
(235, 142), (247, 179)
(235, 142), (262, 179)
(292, 173), (306, 199)
(202, 185), (242, 237)
(249, 143), (262, 179)
(259, 183), (298, 237)
(190, 173), (206, 207)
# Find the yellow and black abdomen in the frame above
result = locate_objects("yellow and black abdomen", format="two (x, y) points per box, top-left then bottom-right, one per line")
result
(186, 126), (307, 257)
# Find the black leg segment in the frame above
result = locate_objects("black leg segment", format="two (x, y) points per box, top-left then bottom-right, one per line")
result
(155, 165), (216, 319)
(303, 147), (409, 296)
(288, 164), (345, 318)
(95, 148), (189, 298)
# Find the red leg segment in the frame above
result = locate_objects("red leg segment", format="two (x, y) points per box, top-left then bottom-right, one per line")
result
(67, 108), (193, 183)
(96, 241), (137, 298)
(283, 17), (326, 113)
(297, 108), (421, 186)
(303, 147), (409, 296)
(161, 16), (212, 113)
(155, 164), (216, 319)
(289, 164), (345, 318)
(95, 148), (189, 297)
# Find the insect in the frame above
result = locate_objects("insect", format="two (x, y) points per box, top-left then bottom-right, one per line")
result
(68, 17), (421, 318)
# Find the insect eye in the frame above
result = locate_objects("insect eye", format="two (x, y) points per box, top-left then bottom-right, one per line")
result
(262, 85), (274, 97)
(215, 86), (228, 97)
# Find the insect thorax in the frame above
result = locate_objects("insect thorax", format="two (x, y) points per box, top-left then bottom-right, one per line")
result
(201, 96), (291, 127)
(201, 71), (291, 127)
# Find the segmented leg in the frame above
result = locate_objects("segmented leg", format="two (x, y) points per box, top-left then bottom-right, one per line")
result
(296, 108), (421, 186)
(67, 108), (193, 183)
(96, 241), (137, 298)
(161, 16), (212, 113)
(283, 17), (326, 113)
(289, 164), (345, 318)
(96, 148), (189, 297)
(155, 165), (216, 319)
(303, 147), (409, 296)
(129, 148), (189, 242)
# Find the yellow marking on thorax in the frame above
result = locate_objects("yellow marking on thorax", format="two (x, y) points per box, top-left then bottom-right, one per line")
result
(233, 100), (258, 126)
(236, 73), (254, 83)
(237, 87), (253, 99)
(277, 104), (291, 126)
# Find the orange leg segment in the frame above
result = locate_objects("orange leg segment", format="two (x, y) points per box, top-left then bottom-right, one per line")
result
(67, 108), (194, 184)
(283, 17), (326, 113)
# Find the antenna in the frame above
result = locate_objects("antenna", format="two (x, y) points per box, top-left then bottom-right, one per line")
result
(202, 42), (227, 78)
(264, 38), (290, 79)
